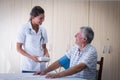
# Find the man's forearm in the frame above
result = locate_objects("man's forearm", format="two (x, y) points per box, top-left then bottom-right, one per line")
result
(44, 61), (61, 73)
(59, 63), (86, 77)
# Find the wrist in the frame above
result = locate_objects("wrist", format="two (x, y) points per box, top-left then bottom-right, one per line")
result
(28, 55), (33, 59)
(44, 69), (48, 74)
(58, 73), (64, 77)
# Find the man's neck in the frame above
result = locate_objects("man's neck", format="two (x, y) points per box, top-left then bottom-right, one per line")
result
(79, 43), (87, 50)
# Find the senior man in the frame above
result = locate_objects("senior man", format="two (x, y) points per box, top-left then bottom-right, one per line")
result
(34, 26), (97, 80)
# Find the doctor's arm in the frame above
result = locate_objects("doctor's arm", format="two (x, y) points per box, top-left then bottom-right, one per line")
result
(42, 44), (49, 57)
(17, 43), (39, 62)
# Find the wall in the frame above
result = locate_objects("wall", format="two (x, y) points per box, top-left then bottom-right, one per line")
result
(89, 1), (120, 80)
(0, 0), (120, 80)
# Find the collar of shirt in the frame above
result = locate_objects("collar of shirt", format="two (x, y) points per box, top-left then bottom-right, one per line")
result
(28, 22), (42, 35)
(76, 44), (90, 54)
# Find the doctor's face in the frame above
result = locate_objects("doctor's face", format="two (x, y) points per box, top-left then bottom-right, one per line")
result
(75, 30), (86, 45)
(32, 13), (45, 25)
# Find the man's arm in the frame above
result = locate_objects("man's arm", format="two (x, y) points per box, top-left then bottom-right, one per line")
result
(46, 63), (86, 78)
(34, 61), (61, 75)
(59, 63), (86, 76)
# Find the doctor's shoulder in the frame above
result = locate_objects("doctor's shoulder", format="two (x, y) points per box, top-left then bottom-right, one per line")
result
(21, 22), (30, 30)
(17, 22), (30, 34)
(40, 25), (47, 33)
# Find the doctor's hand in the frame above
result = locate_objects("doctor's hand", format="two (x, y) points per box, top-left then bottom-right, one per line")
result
(45, 73), (62, 78)
(33, 70), (47, 75)
(30, 56), (39, 62)
(44, 53), (50, 58)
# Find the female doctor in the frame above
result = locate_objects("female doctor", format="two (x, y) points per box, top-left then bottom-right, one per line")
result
(17, 6), (49, 73)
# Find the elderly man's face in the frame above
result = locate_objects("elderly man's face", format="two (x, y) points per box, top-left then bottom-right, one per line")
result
(75, 30), (86, 45)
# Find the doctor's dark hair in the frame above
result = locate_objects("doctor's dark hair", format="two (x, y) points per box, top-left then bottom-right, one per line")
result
(30, 6), (44, 21)
(80, 26), (94, 44)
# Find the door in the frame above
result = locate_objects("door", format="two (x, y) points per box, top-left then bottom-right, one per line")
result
(89, 1), (120, 80)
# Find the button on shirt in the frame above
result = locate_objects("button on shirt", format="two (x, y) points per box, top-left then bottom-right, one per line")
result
(17, 22), (48, 71)
(65, 44), (97, 79)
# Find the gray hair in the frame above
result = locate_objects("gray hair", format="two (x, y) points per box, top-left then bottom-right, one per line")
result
(80, 26), (94, 44)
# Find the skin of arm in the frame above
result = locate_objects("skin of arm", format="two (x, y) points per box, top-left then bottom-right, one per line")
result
(45, 63), (86, 78)
(42, 44), (49, 57)
(17, 43), (40, 62)
(34, 61), (61, 75)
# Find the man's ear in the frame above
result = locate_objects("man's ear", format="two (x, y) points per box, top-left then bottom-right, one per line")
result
(84, 37), (87, 42)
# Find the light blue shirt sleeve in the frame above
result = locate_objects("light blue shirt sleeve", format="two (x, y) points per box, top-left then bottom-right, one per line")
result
(79, 47), (97, 68)
(17, 26), (26, 43)
(65, 45), (78, 59)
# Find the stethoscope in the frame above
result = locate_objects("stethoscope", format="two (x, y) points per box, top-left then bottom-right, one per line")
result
(40, 29), (44, 43)
(28, 28), (44, 43)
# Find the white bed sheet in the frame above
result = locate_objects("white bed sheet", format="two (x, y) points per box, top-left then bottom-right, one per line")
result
(0, 73), (86, 80)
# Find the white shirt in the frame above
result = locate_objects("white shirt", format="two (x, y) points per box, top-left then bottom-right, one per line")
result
(17, 22), (48, 71)
(65, 44), (97, 79)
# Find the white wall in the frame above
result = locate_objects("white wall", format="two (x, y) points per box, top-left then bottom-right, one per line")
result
(0, 0), (89, 73)
(0, 1), (120, 80)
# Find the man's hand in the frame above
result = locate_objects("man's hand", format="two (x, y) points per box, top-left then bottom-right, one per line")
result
(33, 71), (46, 75)
(45, 73), (62, 78)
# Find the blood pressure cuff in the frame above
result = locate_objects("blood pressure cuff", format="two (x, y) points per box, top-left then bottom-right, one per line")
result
(58, 55), (70, 69)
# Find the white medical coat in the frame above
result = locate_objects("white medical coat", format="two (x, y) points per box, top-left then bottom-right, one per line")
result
(17, 22), (48, 71)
